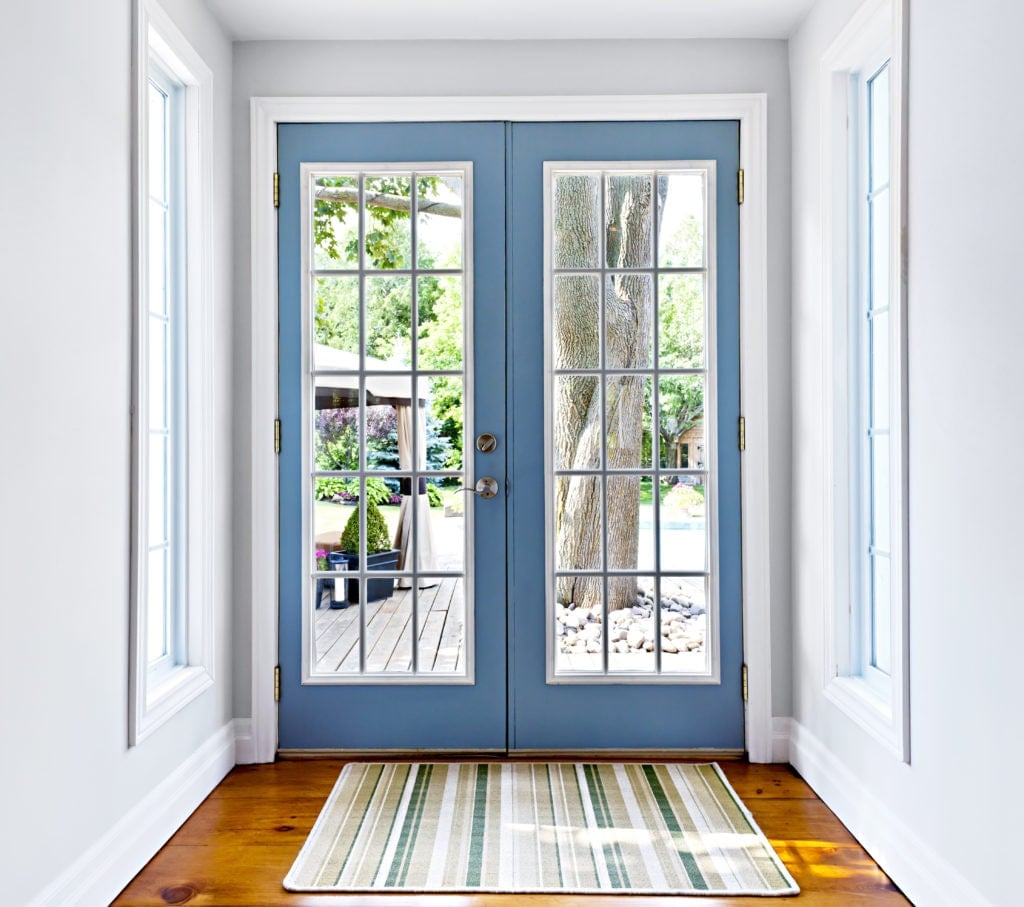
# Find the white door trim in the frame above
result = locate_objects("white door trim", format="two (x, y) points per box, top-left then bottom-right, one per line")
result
(248, 94), (772, 764)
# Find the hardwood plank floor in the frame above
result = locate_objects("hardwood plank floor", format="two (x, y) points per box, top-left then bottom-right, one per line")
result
(113, 759), (909, 906)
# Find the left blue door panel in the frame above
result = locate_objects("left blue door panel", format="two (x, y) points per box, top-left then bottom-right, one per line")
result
(277, 123), (507, 750)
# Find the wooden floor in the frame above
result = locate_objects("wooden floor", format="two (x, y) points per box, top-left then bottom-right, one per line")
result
(113, 759), (909, 906)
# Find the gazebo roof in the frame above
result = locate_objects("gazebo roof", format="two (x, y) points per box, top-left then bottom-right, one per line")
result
(313, 344), (427, 409)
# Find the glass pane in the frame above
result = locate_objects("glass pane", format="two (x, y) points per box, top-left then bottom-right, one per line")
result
(416, 577), (465, 673)
(553, 375), (601, 470)
(148, 318), (168, 430)
(605, 173), (654, 268)
(658, 274), (705, 369)
(870, 188), (891, 313)
(365, 578), (410, 673)
(365, 276), (412, 367)
(606, 375), (651, 470)
(313, 176), (360, 270)
(555, 576), (603, 673)
(313, 581), (361, 674)
(147, 83), (167, 203)
(657, 172), (705, 268)
(659, 376), (705, 469)
(314, 404), (359, 472)
(555, 475), (603, 571)
(870, 310), (890, 430)
(147, 547), (168, 662)
(606, 475), (654, 571)
(871, 435), (891, 553)
(313, 494), (355, 565)
(552, 174), (600, 269)
(872, 556), (892, 674)
(553, 274), (601, 369)
(605, 273), (653, 369)
(659, 476), (708, 573)
(660, 576), (708, 673)
(147, 202), (167, 313)
(608, 576), (656, 673)
(431, 482), (465, 571)
(424, 374), (463, 473)
(417, 175), (463, 269)
(364, 404), (400, 473)
(417, 275), (463, 370)
(313, 276), (361, 361)
(364, 175), (412, 270)
(869, 64), (890, 189)
(148, 435), (167, 545)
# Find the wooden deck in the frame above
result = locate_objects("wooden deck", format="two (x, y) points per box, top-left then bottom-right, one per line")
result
(315, 577), (465, 675)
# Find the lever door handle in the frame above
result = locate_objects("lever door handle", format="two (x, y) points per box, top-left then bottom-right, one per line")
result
(459, 476), (499, 499)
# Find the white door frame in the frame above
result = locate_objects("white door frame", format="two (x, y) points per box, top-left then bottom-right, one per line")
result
(248, 94), (772, 764)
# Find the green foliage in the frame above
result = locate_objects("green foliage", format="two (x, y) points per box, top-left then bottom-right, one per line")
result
(362, 477), (394, 506)
(340, 500), (392, 554)
(314, 477), (348, 501)
(426, 483), (443, 508)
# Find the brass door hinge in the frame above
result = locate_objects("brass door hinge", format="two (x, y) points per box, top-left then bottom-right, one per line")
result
(273, 172), (280, 208)
(274, 418), (282, 454)
(737, 168), (745, 205)
(738, 416), (746, 452)
(274, 665), (281, 702)
(741, 664), (749, 702)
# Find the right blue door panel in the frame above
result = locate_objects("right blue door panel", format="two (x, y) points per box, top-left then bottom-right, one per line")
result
(507, 121), (744, 750)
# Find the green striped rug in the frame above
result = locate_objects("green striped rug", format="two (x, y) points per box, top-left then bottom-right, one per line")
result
(284, 762), (799, 895)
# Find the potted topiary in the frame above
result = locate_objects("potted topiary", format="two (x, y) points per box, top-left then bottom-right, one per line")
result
(339, 500), (399, 603)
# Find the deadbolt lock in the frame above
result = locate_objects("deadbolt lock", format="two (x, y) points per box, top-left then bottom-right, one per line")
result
(476, 432), (498, 453)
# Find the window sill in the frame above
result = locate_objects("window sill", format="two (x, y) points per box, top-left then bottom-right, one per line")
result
(132, 664), (214, 745)
(825, 674), (906, 760)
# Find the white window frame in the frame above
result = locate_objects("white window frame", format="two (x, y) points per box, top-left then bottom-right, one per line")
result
(820, 0), (910, 760)
(129, 0), (215, 744)
(542, 161), (721, 685)
(298, 162), (476, 685)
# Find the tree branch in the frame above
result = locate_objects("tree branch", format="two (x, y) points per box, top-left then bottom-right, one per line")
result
(314, 186), (462, 218)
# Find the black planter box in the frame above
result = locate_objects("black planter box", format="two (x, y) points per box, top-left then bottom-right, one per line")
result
(341, 549), (399, 603)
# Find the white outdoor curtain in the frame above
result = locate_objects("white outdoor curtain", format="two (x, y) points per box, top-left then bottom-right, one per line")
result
(394, 402), (437, 587)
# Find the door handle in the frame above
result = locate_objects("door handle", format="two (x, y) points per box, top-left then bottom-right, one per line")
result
(459, 476), (500, 499)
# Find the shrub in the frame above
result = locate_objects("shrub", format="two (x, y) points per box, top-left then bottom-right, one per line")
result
(426, 483), (443, 507)
(340, 500), (392, 554)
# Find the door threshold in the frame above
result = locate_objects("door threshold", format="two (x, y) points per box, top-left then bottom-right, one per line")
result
(277, 748), (508, 759)
(277, 747), (745, 761)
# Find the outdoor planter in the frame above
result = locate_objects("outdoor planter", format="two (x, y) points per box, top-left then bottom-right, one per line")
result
(341, 549), (400, 603)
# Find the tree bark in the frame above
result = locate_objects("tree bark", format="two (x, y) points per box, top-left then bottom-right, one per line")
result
(554, 175), (655, 612)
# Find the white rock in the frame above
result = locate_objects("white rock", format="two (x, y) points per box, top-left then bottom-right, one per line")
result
(662, 641), (680, 653)
(627, 630), (646, 648)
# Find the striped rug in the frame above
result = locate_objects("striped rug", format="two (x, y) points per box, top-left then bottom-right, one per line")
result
(284, 762), (799, 895)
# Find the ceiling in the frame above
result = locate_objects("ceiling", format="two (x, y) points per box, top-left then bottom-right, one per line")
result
(206, 0), (816, 42)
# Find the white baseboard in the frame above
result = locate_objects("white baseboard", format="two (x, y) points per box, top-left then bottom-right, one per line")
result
(788, 720), (992, 907)
(771, 716), (792, 763)
(29, 721), (237, 907)
(233, 717), (257, 764)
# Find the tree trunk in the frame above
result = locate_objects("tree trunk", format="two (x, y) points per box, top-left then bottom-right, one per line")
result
(554, 175), (655, 612)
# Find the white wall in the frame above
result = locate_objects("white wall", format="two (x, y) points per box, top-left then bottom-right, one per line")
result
(230, 37), (795, 720)
(0, 0), (235, 902)
(789, 1), (1024, 904)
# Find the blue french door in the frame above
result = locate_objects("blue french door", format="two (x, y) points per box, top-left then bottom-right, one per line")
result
(278, 120), (742, 752)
